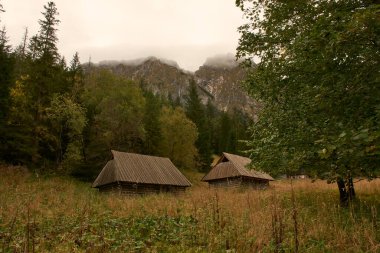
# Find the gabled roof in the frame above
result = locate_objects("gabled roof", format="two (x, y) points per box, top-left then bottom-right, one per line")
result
(92, 150), (192, 188)
(202, 152), (274, 181)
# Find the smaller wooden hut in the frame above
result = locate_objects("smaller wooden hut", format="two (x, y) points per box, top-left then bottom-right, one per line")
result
(202, 152), (274, 188)
(92, 150), (192, 195)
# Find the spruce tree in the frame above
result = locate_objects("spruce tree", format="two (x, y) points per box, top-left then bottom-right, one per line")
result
(5, 2), (83, 169)
(0, 5), (12, 118)
(35, 1), (60, 62)
(184, 79), (212, 171)
(0, 27), (12, 121)
(28, 1), (67, 101)
(205, 98), (217, 154)
(0, 13), (16, 161)
(13, 28), (29, 78)
(143, 91), (162, 155)
(28, 1), (67, 167)
(69, 52), (82, 74)
(217, 112), (233, 154)
(68, 52), (84, 102)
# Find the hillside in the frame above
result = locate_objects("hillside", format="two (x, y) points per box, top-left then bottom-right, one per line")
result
(90, 55), (258, 117)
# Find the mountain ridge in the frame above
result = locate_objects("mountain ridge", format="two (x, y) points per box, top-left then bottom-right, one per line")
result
(88, 56), (259, 117)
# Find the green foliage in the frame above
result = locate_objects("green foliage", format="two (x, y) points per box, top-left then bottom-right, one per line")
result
(29, 1), (60, 62)
(1, 169), (379, 252)
(46, 94), (87, 172)
(184, 79), (212, 171)
(68, 52), (84, 102)
(0, 0), (254, 179)
(142, 90), (162, 155)
(237, 0), (380, 180)
(0, 1), (87, 172)
(83, 69), (145, 150)
(216, 112), (235, 154)
(0, 25), (15, 161)
(5, 76), (37, 164)
(159, 106), (198, 170)
(209, 108), (252, 156)
(77, 69), (146, 177)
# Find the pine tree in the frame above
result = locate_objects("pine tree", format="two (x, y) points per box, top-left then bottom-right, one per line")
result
(35, 1), (60, 62)
(217, 112), (233, 154)
(184, 79), (212, 171)
(27, 1), (69, 167)
(230, 109), (252, 154)
(27, 1), (68, 101)
(5, 2), (81, 169)
(205, 99), (217, 153)
(69, 52), (82, 73)
(68, 52), (84, 102)
(143, 90), (162, 155)
(0, 26), (13, 120)
(13, 28), (29, 78)
(0, 18), (16, 161)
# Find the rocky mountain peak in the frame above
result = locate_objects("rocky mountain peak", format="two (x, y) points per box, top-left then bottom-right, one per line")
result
(91, 55), (259, 117)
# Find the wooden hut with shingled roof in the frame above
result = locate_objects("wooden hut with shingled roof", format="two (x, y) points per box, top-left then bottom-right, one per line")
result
(202, 152), (274, 188)
(92, 150), (192, 195)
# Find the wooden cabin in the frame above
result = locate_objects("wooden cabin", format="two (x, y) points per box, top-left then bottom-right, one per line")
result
(92, 150), (192, 195)
(202, 152), (274, 189)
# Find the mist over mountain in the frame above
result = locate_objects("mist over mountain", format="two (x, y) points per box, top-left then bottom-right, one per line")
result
(89, 54), (259, 117)
(98, 56), (181, 70)
(203, 53), (243, 69)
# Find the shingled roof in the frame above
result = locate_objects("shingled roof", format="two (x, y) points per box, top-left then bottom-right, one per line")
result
(92, 150), (192, 188)
(202, 152), (274, 181)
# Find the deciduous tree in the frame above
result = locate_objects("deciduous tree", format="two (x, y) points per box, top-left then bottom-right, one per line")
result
(79, 69), (146, 177)
(159, 106), (198, 170)
(237, 0), (380, 204)
(46, 94), (86, 171)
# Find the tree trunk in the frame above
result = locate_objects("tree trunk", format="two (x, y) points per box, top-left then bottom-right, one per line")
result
(337, 177), (348, 206)
(347, 176), (355, 200)
(337, 176), (356, 206)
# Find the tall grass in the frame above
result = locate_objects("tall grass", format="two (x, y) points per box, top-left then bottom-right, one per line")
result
(0, 165), (379, 252)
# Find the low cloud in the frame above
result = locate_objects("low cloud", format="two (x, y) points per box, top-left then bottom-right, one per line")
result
(203, 53), (242, 69)
(98, 56), (179, 68)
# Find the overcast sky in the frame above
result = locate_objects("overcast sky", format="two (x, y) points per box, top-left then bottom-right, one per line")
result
(1, 0), (244, 71)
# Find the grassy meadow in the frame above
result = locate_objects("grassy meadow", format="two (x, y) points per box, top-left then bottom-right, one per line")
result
(0, 165), (379, 253)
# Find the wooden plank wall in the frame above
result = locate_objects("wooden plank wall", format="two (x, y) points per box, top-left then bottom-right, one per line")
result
(208, 177), (270, 189)
(98, 182), (187, 196)
(208, 177), (243, 188)
(241, 177), (269, 189)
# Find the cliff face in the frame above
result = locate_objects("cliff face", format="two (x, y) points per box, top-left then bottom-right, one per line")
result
(195, 64), (259, 116)
(93, 56), (258, 117)
(105, 57), (191, 99)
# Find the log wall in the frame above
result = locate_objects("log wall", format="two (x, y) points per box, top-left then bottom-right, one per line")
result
(97, 182), (187, 196)
(208, 176), (269, 189)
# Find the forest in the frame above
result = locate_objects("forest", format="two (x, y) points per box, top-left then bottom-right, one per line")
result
(0, 2), (252, 180)
(0, 1), (379, 252)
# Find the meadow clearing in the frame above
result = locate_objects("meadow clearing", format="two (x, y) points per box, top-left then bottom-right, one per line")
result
(0, 165), (379, 253)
